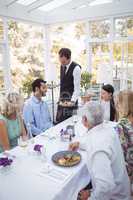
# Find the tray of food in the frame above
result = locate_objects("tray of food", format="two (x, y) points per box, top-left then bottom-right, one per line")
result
(52, 151), (81, 167)
(58, 101), (76, 108)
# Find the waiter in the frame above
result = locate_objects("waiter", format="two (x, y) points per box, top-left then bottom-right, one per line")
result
(56, 48), (81, 123)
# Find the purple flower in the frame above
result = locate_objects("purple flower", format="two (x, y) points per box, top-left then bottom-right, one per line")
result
(60, 129), (68, 135)
(0, 157), (13, 167)
(34, 144), (43, 153)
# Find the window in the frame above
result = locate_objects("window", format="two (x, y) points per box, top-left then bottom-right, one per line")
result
(115, 16), (133, 37)
(39, 0), (72, 12)
(8, 21), (44, 91)
(90, 19), (110, 38)
(91, 42), (111, 82)
(0, 46), (4, 90)
(127, 17), (133, 36)
(88, 16), (133, 86)
(89, 0), (112, 6)
(115, 18), (127, 37)
(0, 18), (4, 41)
(50, 22), (87, 80)
(113, 41), (133, 89)
(17, 0), (37, 6)
(128, 41), (133, 63)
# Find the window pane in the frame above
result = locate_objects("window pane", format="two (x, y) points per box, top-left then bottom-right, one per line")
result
(17, 0), (37, 6)
(113, 42), (121, 62)
(113, 41), (133, 83)
(90, 20), (110, 38)
(0, 67), (4, 90)
(113, 42), (122, 79)
(0, 18), (4, 41)
(92, 43), (110, 54)
(127, 17), (133, 36)
(128, 41), (133, 64)
(115, 18), (127, 37)
(0, 50), (3, 66)
(0, 45), (4, 90)
(91, 42), (111, 83)
(8, 21), (44, 92)
(50, 21), (87, 79)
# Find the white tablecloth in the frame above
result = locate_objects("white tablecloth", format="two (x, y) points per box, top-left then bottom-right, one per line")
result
(0, 117), (90, 200)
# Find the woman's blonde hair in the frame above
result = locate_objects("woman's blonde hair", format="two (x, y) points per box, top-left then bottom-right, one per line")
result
(117, 90), (133, 119)
(0, 92), (23, 118)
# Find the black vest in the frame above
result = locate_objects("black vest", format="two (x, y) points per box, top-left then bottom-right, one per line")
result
(60, 61), (81, 100)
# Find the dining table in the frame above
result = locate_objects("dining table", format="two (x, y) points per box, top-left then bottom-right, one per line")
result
(0, 116), (91, 200)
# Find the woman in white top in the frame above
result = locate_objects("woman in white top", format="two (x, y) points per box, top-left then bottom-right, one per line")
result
(101, 84), (116, 121)
(69, 101), (131, 200)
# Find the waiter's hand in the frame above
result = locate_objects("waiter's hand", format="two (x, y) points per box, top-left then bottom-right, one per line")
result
(69, 101), (75, 105)
(65, 101), (75, 107)
(69, 142), (79, 151)
(59, 101), (75, 107)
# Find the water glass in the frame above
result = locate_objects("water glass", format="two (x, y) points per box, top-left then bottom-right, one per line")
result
(18, 136), (28, 148)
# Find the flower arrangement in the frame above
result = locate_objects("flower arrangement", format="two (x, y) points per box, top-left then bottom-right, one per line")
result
(33, 144), (43, 154)
(60, 129), (72, 142)
(0, 157), (13, 167)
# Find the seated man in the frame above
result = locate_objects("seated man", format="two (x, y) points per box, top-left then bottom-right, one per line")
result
(69, 101), (131, 200)
(23, 79), (52, 136)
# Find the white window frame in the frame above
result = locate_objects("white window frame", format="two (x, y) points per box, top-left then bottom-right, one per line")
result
(85, 15), (133, 89)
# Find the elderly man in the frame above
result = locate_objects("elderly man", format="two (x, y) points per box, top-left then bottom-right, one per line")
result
(69, 101), (131, 200)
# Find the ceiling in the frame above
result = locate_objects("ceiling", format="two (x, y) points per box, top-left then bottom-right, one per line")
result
(0, 0), (133, 25)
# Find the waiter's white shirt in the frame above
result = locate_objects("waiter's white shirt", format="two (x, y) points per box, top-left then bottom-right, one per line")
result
(101, 100), (110, 121)
(80, 123), (131, 200)
(65, 61), (81, 102)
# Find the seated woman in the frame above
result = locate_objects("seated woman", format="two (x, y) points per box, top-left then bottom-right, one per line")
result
(69, 101), (130, 200)
(0, 92), (26, 153)
(115, 90), (133, 194)
(101, 84), (116, 121)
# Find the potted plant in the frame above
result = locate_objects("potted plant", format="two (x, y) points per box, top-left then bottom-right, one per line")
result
(80, 71), (92, 103)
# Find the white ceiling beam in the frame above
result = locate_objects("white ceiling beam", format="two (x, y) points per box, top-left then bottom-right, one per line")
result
(45, 0), (133, 24)
(27, 0), (53, 13)
(6, 0), (18, 7)
(0, 0), (132, 25)
(0, 0), (16, 6)
(0, 3), (46, 25)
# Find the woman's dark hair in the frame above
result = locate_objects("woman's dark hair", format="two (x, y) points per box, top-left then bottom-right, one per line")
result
(102, 84), (114, 95)
(102, 84), (116, 121)
(32, 79), (46, 92)
(58, 48), (71, 59)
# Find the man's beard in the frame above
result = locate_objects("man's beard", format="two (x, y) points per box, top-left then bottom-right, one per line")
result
(42, 92), (46, 97)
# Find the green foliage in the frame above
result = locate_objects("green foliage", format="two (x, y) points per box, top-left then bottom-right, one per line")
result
(81, 71), (92, 92)
(8, 20), (44, 92)
(22, 75), (33, 97)
(22, 73), (43, 97)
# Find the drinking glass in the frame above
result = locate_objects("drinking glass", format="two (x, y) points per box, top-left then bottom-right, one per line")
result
(18, 136), (28, 148)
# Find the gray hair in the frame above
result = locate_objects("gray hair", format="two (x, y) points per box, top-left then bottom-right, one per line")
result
(80, 101), (104, 127)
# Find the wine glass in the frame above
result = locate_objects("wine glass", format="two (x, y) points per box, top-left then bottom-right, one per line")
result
(73, 114), (78, 136)
(73, 114), (78, 124)
(41, 147), (51, 173)
(18, 136), (28, 148)
(26, 122), (33, 139)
